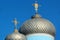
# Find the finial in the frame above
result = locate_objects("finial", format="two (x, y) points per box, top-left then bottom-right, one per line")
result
(13, 18), (18, 32)
(31, 0), (42, 18)
(33, 1), (39, 13)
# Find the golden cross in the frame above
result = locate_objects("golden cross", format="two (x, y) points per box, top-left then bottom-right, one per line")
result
(33, 1), (41, 13)
(33, 1), (39, 13)
(13, 18), (18, 29)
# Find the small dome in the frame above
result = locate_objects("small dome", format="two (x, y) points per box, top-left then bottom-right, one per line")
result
(5, 30), (26, 40)
(5, 18), (26, 40)
(19, 14), (56, 37)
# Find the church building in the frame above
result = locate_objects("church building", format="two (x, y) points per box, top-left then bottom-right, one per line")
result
(5, 1), (56, 40)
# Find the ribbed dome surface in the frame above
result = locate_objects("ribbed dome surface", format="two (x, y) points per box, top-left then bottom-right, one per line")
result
(19, 14), (56, 36)
(5, 32), (26, 40)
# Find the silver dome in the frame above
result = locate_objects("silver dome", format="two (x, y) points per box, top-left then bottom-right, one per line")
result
(5, 30), (26, 40)
(19, 13), (56, 37)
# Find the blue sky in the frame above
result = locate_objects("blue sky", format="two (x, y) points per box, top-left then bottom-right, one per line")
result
(0, 0), (60, 40)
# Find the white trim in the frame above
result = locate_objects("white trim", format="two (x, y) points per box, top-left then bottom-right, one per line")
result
(26, 33), (54, 39)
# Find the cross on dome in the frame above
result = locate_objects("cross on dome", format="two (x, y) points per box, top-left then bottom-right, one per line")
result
(13, 18), (18, 32)
(33, 0), (40, 13)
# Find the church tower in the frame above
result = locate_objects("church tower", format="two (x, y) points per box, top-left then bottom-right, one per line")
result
(5, 1), (56, 40)
(5, 18), (26, 40)
(19, 1), (56, 40)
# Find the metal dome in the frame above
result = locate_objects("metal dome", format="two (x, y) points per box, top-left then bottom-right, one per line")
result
(5, 18), (26, 40)
(19, 13), (56, 37)
(5, 30), (26, 40)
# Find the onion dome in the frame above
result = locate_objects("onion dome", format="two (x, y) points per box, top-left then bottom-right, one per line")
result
(19, 1), (56, 37)
(5, 18), (26, 40)
(5, 29), (26, 40)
